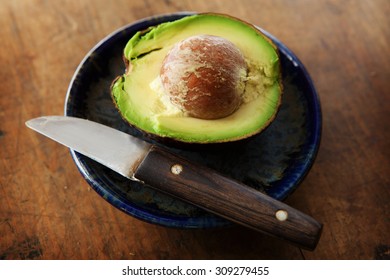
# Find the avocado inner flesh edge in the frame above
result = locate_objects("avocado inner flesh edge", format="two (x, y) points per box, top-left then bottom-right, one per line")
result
(111, 14), (282, 143)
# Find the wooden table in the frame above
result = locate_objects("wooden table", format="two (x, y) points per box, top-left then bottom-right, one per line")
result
(1, 0), (389, 260)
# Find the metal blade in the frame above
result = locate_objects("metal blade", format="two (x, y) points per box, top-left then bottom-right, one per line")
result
(26, 116), (151, 179)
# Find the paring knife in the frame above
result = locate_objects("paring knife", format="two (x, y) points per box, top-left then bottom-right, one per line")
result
(26, 116), (322, 250)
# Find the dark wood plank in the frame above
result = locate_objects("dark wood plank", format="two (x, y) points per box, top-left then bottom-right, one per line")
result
(1, 0), (389, 260)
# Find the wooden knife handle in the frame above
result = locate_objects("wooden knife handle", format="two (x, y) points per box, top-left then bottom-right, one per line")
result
(134, 145), (323, 250)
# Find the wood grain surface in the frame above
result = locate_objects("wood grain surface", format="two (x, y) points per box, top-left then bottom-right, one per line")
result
(1, 0), (389, 260)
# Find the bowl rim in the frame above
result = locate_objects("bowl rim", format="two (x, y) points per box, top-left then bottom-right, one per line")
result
(64, 12), (322, 228)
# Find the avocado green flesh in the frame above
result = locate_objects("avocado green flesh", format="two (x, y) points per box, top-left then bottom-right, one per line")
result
(112, 14), (282, 143)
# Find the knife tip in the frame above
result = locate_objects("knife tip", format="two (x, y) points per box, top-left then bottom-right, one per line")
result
(25, 116), (49, 129)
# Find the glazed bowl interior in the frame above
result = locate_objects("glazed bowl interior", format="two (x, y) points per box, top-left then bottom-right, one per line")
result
(65, 12), (322, 228)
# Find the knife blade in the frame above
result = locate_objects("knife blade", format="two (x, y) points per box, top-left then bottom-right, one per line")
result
(26, 116), (322, 250)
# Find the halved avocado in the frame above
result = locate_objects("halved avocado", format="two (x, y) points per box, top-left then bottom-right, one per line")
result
(111, 13), (282, 144)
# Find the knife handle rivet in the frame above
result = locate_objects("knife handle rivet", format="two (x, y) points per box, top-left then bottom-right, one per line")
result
(275, 209), (288, 221)
(171, 164), (183, 175)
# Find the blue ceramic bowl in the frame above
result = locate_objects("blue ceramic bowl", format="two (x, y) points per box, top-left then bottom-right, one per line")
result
(65, 12), (322, 228)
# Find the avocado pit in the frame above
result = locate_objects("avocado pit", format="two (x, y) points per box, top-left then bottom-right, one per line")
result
(160, 35), (247, 119)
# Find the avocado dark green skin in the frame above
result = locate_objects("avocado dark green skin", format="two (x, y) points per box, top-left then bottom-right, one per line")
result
(110, 13), (283, 147)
